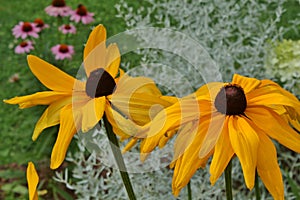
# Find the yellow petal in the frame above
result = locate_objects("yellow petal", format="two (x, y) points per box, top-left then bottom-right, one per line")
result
(105, 103), (140, 140)
(247, 85), (300, 114)
(232, 74), (261, 94)
(246, 106), (300, 153)
(32, 97), (72, 140)
(81, 97), (105, 133)
(256, 132), (284, 200)
(27, 55), (75, 92)
(228, 116), (259, 189)
(122, 138), (138, 153)
(105, 43), (121, 78)
(27, 162), (39, 200)
(198, 112), (226, 158)
(4, 91), (69, 109)
(83, 24), (107, 76)
(50, 105), (77, 169)
(209, 116), (234, 185)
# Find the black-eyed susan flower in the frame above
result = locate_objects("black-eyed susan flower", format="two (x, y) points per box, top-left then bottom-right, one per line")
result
(27, 162), (39, 200)
(4, 24), (176, 170)
(141, 74), (300, 199)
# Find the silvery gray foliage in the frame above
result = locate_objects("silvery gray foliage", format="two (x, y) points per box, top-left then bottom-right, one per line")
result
(54, 128), (227, 199)
(116, 0), (288, 85)
(54, 0), (300, 199)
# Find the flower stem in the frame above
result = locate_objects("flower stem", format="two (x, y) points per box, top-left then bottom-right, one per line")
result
(103, 114), (136, 200)
(187, 181), (192, 200)
(225, 159), (233, 200)
(255, 171), (261, 200)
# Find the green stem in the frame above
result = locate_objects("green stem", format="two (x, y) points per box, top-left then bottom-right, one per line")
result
(255, 171), (261, 200)
(102, 114), (136, 200)
(225, 159), (233, 200)
(187, 181), (192, 200)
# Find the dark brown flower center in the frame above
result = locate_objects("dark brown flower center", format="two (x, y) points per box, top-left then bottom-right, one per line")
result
(52, 0), (66, 7)
(85, 68), (116, 98)
(64, 24), (71, 29)
(76, 4), (87, 16)
(34, 18), (45, 28)
(22, 22), (33, 32)
(214, 84), (247, 115)
(20, 41), (28, 47)
(59, 44), (69, 53)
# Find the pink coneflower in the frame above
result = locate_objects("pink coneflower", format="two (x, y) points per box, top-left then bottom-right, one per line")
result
(45, 0), (72, 17)
(12, 22), (39, 39)
(15, 41), (34, 54)
(70, 4), (94, 24)
(34, 18), (49, 31)
(58, 24), (76, 34)
(51, 44), (74, 60)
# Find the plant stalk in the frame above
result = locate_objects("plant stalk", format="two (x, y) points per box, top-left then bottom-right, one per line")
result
(103, 114), (136, 200)
(225, 159), (233, 200)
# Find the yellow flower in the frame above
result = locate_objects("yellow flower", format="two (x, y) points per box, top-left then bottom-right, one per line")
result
(4, 24), (176, 169)
(27, 162), (39, 200)
(141, 74), (300, 199)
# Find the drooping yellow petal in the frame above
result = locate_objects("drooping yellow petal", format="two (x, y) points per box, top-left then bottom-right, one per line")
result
(4, 91), (69, 109)
(81, 97), (105, 133)
(105, 43), (121, 78)
(50, 105), (77, 169)
(232, 74), (261, 94)
(246, 106), (300, 153)
(256, 132), (284, 200)
(83, 24), (107, 76)
(198, 112), (226, 158)
(172, 113), (215, 196)
(27, 55), (75, 92)
(105, 102), (140, 140)
(27, 162), (39, 200)
(228, 116), (259, 189)
(140, 98), (203, 154)
(33, 97), (72, 140)
(209, 116), (234, 185)
(247, 85), (300, 115)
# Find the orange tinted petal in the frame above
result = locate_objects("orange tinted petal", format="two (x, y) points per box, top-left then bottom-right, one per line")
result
(256, 132), (284, 200)
(246, 106), (300, 153)
(83, 24), (107, 76)
(27, 162), (39, 200)
(228, 116), (259, 189)
(27, 55), (75, 92)
(232, 74), (261, 94)
(209, 116), (234, 185)
(50, 105), (77, 169)
(33, 97), (72, 140)
(4, 91), (69, 108)
(105, 43), (120, 78)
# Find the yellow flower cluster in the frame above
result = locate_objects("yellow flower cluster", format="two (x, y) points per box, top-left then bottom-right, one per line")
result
(5, 25), (300, 200)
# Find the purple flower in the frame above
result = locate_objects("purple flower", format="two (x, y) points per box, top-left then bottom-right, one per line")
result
(12, 22), (39, 39)
(45, 0), (72, 17)
(51, 44), (74, 60)
(15, 41), (34, 54)
(34, 18), (50, 32)
(58, 24), (76, 34)
(70, 4), (94, 24)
